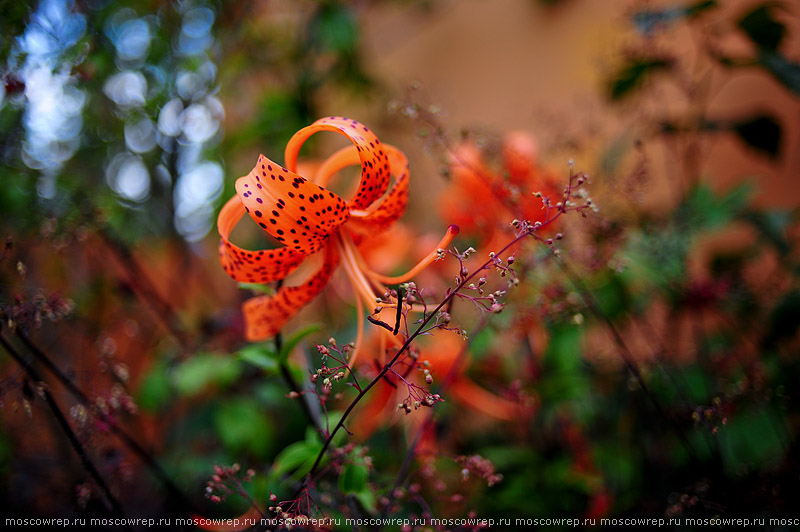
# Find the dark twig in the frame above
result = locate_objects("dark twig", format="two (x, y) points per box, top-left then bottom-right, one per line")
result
(96, 227), (192, 352)
(393, 285), (404, 336)
(366, 315), (394, 333)
(375, 317), (491, 531)
(553, 257), (698, 463)
(275, 331), (324, 434)
(14, 331), (200, 513)
(301, 226), (536, 488)
(0, 333), (129, 523)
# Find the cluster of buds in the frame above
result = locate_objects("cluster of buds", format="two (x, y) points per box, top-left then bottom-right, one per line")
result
(455, 454), (503, 487)
(467, 277), (487, 294)
(87, 390), (136, 435)
(2, 291), (75, 332)
(488, 289), (506, 306)
(310, 367), (347, 390)
(401, 282), (421, 306)
(113, 384), (135, 413)
(205, 463), (256, 504)
(691, 397), (728, 434)
(665, 479), (709, 518)
(268, 489), (318, 528)
(397, 393), (442, 414)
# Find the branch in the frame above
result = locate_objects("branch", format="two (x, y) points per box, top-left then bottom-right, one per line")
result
(14, 331), (200, 514)
(0, 332), (129, 523)
(553, 256), (698, 463)
(302, 224), (538, 487)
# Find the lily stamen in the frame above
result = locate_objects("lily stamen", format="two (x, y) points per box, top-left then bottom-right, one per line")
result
(361, 225), (460, 285)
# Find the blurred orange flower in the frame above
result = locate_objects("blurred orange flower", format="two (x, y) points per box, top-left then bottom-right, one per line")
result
(439, 131), (562, 243)
(217, 117), (457, 361)
(351, 330), (523, 438)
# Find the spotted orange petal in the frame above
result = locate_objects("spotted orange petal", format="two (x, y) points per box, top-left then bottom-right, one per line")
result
(284, 117), (392, 210)
(236, 155), (349, 255)
(340, 144), (410, 237)
(217, 195), (307, 283)
(358, 145), (409, 228)
(241, 244), (339, 341)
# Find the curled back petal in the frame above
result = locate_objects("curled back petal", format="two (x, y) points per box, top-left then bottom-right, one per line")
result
(236, 155), (349, 255)
(217, 195), (307, 283)
(358, 144), (409, 229)
(313, 145), (359, 188)
(241, 244), (339, 341)
(331, 144), (410, 237)
(284, 117), (392, 210)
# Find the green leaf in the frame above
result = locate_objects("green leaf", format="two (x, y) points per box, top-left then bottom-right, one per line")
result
(355, 489), (378, 514)
(737, 3), (786, 51)
(680, 366), (712, 403)
(237, 344), (279, 373)
(238, 282), (275, 295)
(339, 463), (368, 494)
(718, 407), (787, 475)
(214, 399), (275, 458)
(608, 58), (672, 100)
(279, 323), (322, 363)
(625, 228), (688, 290)
(592, 274), (630, 322)
(469, 327), (494, 358)
(315, 4), (358, 53)
(173, 353), (242, 397)
(678, 182), (753, 231)
(732, 114), (782, 159)
(742, 209), (794, 257)
(270, 439), (322, 483)
(137, 360), (172, 411)
(757, 50), (800, 95)
(544, 324), (584, 374)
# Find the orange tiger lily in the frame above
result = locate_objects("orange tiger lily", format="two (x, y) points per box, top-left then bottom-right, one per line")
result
(217, 117), (458, 364)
